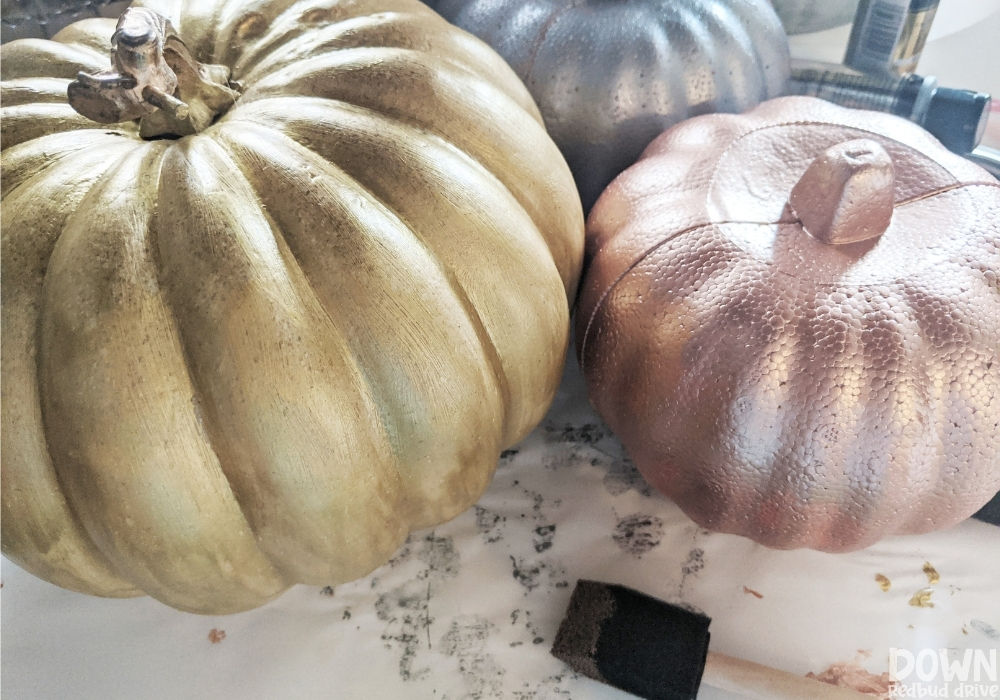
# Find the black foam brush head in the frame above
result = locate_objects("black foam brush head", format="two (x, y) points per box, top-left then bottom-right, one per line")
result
(551, 580), (712, 700)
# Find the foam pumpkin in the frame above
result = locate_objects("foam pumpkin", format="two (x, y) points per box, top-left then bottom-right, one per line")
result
(429, 0), (790, 212)
(578, 96), (1000, 552)
(1, 0), (584, 613)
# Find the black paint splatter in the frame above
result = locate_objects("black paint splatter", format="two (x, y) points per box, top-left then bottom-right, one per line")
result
(439, 615), (504, 699)
(510, 556), (568, 593)
(602, 455), (656, 497)
(474, 506), (506, 544)
(682, 548), (705, 577)
(533, 524), (556, 553)
(544, 422), (606, 444)
(375, 533), (460, 681)
(612, 513), (664, 557)
(319, 586), (334, 597)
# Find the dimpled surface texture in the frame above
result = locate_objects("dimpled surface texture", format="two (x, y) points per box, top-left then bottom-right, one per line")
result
(429, 0), (789, 212)
(1, 0), (583, 613)
(577, 96), (1000, 552)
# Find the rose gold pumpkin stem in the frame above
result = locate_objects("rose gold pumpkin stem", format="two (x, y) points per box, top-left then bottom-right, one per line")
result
(789, 138), (896, 245)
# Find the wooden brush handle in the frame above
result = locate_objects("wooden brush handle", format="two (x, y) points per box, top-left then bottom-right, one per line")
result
(702, 651), (873, 700)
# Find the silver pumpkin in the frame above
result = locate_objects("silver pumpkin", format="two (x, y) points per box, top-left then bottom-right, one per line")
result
(430, 0), (790, 210)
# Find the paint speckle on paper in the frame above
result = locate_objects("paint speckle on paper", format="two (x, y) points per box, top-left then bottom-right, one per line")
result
(908, 588), (934, 608)
(923, 562), (940, 585)
(320, 585), (335, 597)
(970, 620), (1000, 640)
(376, 533), (461, 681)
(807, 662), (895, 700)
(439, 615), (504, 699)
(602, 455), (655, 497)
(475, 506), (507, 544)
(533, 524), (556, 553)
(544, 422), (605, 445)
(743, 586), (764, 599)
(510, 556), (568, 593)
(682, 548), (705, 578)
(208, 629), (225, 644)
(612, 513), (664, 557)
(876, 574), (891, 591)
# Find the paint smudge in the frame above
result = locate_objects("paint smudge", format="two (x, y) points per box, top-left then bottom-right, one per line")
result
(612, 513), (664, 557)
(682, 548), (705, 578)
(743, 586), (764, 599)
(439, 615), (504, 699)
(510, 609), (546, 647)
(923, 562), (940, 585)
(474, 506), (507, 544)
(875, 574), (891, 591)
(807, 662), (895, 700)
(908, 588), (934, 608)
(320, 585), (335, 596)
(208, 629), (225, 644)
(533, 524), (556, 553)
(544, 422), (606, 444)
(376, 532), (461, 681)
(510, 556), (568, 593)
(970, 620), (1000, 640)
(602, 455), (655, 497)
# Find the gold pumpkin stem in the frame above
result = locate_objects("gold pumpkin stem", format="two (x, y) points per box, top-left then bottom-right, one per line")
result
(788, 138), (896, 246)
(67, 7), (240, 138)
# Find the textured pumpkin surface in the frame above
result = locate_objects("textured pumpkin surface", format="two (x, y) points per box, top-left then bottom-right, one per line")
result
(578, 96), (1000, 552)
(1, 0), (584, 613)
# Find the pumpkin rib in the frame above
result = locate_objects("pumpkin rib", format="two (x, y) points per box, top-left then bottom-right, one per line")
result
(231, 10), (542, 124)
(39, 141), (292, 613)
(2, 140), (145, 598)
(0, 103), (139, 151)
(0, 39), (109, 81)
(151, 134), (411, 585)
(230, 96), (570, 446)
(236, 49), (583, 295)
(0, 78), (74, 108)
(1, 129), (140, 200)
(213, 119), (508, 530)
(230, 2), (435, 79)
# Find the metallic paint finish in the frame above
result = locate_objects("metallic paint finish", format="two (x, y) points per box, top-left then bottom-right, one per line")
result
(578, 96), (1000, 552)
(430, 0), (791, 211)
(0, 0), (584, 613)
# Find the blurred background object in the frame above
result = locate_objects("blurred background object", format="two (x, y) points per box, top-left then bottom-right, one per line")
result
(0, 0), (129, 42)
(770, 0), (861, 35)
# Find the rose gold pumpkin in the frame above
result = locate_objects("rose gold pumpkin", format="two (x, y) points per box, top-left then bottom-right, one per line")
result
(577, 96), (1000, 552)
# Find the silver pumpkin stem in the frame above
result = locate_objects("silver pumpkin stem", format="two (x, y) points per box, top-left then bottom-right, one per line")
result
(788, 139), (896, 245)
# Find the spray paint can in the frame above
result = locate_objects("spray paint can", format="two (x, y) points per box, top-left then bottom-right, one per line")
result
(844, 0), (940, 76)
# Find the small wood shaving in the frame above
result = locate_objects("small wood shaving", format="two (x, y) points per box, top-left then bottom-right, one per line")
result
(807, 662), (896, 700)
(922, 562), (940, 584)
(742, 586), (763, 599)
(908, 588), (934, 608)
(208, 628), (226, 644)
(875, 574), (891, 591)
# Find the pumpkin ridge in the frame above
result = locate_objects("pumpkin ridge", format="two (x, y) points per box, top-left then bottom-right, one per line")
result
(152, 134), (411, 585)
(1, 130), (140, 200)
(237, 53), (583, 294)
(212, 119), (508, 526)
(39, 141), (290, 612)
(3, 141), (146, 597)
(0, 39), (110, 81)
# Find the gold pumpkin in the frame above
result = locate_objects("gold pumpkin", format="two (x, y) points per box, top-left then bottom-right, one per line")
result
(1, 0), (583, 614)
